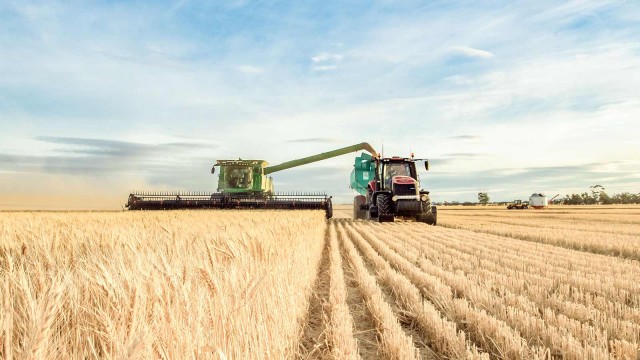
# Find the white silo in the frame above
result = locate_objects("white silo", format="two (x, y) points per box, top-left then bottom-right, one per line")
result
(529, 193), (548, 209)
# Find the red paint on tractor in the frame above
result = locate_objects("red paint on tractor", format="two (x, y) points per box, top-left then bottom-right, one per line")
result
(392, 176), (415, 185)
(368, 180), (377, 191)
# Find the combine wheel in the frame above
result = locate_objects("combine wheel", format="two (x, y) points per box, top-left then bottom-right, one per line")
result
(376, 194), (394, 222)
(353, 195), (367, 220)
(325, 198), (333, 219)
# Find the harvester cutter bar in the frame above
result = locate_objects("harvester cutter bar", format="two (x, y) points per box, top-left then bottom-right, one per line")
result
(125, 191), (333, 218)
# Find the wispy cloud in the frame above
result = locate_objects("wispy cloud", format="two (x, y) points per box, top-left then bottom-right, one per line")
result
(235, 65), (264, 74)
(427, 161), (640, 201)
(0, 136), (218, 192)
(451, 46), (494, 58)
(286, 138), (340, 144)
(36, 136), (214, 158)
(311, 52), (344, 63)
(313, 65), (338, 71)
(448, 135), (482, 140)
(441, 153), (487, 158)
(311, 52), (343, 71)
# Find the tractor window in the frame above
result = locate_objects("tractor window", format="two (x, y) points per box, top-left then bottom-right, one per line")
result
(226, 167), (253, 189)
(383, 163), (411, 188)
(385, 163), (411, 178)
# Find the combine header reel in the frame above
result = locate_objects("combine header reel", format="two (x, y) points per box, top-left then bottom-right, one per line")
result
(126, 143), (378, 219)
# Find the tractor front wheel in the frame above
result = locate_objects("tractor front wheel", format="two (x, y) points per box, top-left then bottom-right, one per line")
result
(417, 205), (437, 225)
(376, 194), (394, 222)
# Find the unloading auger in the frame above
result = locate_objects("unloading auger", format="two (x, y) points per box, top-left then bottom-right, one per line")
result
(125, 142), (378, 219)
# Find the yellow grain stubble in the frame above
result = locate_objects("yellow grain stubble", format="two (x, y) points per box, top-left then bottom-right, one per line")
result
(336, 222), (420, 360)
(351, 222), (543, 359)
(326, 223), (361, 360)
(342, 221), (487, 359)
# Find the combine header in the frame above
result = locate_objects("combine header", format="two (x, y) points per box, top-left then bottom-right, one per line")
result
(126, 142), (378, 219)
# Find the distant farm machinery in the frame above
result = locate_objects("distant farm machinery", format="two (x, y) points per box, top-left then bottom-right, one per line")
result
(506, 194), (560, 209)
(506, 200), (529, 210)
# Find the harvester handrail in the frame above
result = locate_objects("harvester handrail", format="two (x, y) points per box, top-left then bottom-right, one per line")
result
(264, 142), (377, 174)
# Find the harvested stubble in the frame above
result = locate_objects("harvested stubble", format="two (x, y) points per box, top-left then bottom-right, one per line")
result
(341, 222), (488, 360)
(326, 224), (360, 359)
(336, 222), (421, 360)
(396, 225), (640, 324)
(0, 211), (325, 359)
(349, 222), (547, 359)
(364, 220), (640, 359)
(438, 206), (640, 260)
(373, 225), (609, 358)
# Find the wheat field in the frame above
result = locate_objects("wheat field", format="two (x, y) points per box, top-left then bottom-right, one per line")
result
(1, 205), (639, 359)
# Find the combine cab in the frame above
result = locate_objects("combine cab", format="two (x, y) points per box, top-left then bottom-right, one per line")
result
(126, 143), (378, 219)
(350, 153), (437, 224)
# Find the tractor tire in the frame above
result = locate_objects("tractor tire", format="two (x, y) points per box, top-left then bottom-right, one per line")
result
(353, 195), (367, 220)
(376, 194), (394, 222)
(417, 205), (437, 225)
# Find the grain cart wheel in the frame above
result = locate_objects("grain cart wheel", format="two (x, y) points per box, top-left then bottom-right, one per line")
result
(366, 194), (377, 220)
(376, 193), (394, 222)
(353, 195), (367, 220)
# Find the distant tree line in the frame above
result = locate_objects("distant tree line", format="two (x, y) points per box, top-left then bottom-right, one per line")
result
(434, 185), (640, 206)
(438, 201), (478, 206)
(560, 185), (640, 205)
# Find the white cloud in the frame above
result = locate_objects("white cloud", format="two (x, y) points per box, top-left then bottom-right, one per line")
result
(235, 65), (264, 74)
(451, 46), (494, 58)
(311, 52), (343, 63)
(311, 52), (343, 71)
(445, 75), (474, 85)
(313, 65), (338, 71)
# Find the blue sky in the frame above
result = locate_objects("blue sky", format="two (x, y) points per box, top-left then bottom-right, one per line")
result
(1, 0), (639, 208)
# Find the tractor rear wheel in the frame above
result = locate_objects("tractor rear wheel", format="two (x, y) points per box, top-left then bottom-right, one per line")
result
(376, 194), (394, 222)
(353, 195), (367, 220)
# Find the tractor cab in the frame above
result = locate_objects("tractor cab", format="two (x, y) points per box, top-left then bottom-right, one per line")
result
(380, 157), (418, 190)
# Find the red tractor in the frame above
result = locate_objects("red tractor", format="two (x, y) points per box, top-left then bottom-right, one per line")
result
(352, 154), (437, 224)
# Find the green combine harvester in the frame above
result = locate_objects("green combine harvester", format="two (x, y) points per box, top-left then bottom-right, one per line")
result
(126, 142), (378, 218)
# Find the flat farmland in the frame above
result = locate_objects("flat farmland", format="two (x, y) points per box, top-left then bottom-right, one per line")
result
(1, 205), (639, 359)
